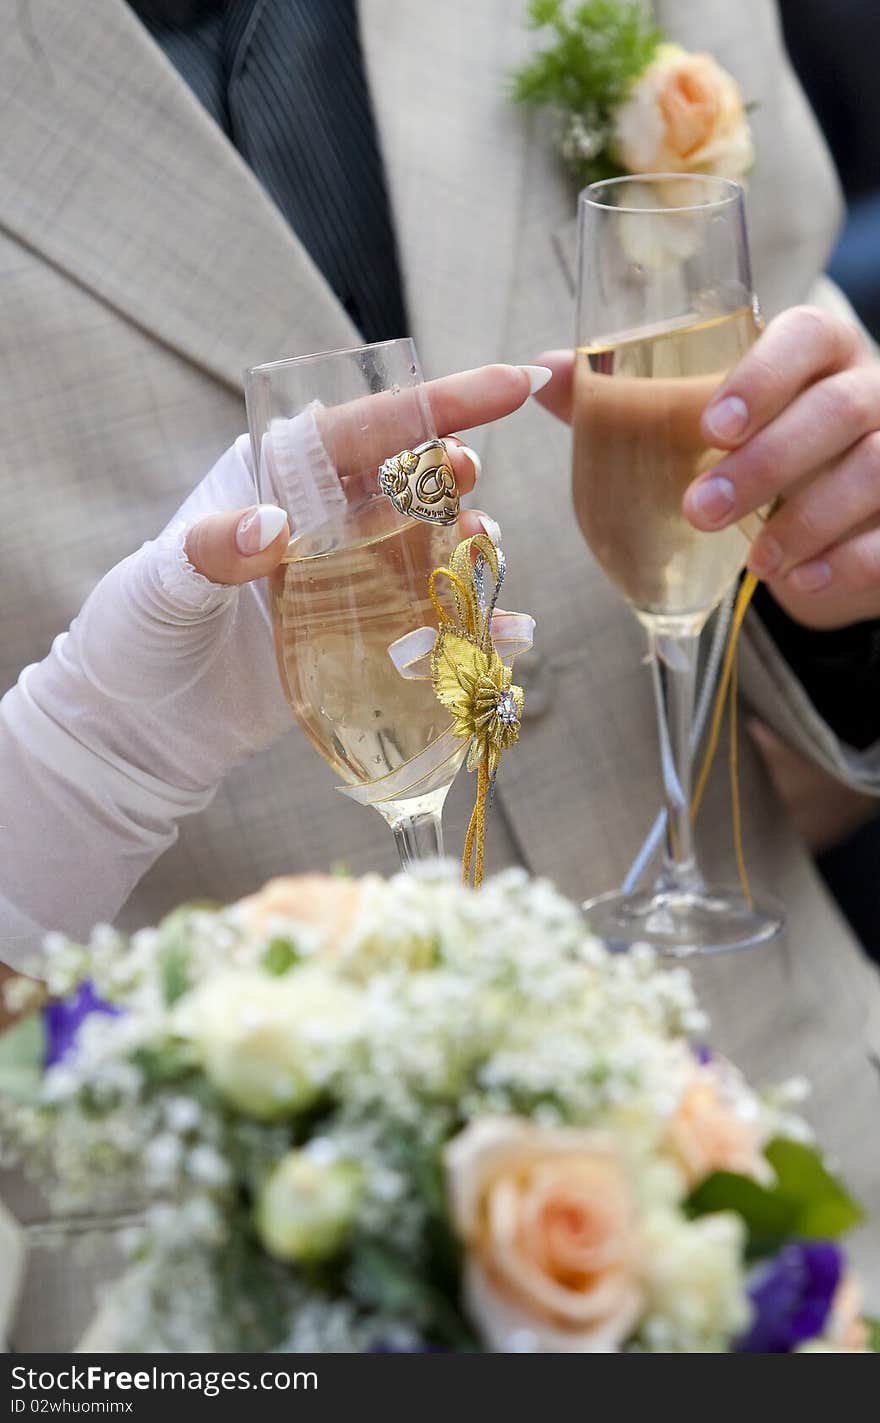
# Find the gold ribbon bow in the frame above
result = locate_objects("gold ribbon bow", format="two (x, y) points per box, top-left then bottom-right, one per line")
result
(428, 535), (525, 887)
(691, 570), (759, 904)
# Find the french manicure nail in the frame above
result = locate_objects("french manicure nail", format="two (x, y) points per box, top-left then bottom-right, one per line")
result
(748, 536), (784, 579)
(458, 444), (482, 479)
(477, 513), (502, 545)
(704, 395), (749, 442)
(687, 475), (736, 527)
(235, 504), (289, 556)
(789, 559), (832, 594)
(520, 364), (553, 395)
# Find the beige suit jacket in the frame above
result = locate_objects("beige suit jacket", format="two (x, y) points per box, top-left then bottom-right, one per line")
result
(1, 0), (878, 1350)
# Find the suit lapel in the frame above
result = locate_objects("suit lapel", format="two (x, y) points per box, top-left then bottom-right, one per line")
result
(0, 0), (538, 399)
(0, 0), (358, 392)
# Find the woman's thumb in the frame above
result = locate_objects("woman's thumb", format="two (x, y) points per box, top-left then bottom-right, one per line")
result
(185, 505), (289, 585)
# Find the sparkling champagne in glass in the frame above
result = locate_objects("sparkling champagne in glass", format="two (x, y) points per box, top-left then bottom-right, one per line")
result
(575, 176), (784, 954)
(246, 340), (465, 869)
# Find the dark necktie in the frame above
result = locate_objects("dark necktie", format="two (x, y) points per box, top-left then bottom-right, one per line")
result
(133, 0), (410, 344)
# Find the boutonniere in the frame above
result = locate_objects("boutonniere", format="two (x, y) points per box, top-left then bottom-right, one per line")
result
(512, 0), (753, 185)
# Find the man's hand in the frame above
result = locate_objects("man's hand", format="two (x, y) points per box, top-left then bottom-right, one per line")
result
(534, 309), (880, 630)
(683, 306), (880, 630)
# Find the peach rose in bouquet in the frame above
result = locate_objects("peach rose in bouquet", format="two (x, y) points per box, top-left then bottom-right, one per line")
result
(236, 873), (364, 952)
(666, 1065), (772, 1188)
(445, 1117), (645, 1351)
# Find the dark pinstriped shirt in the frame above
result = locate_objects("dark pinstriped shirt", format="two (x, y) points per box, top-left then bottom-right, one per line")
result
(130, 0), (409, 344)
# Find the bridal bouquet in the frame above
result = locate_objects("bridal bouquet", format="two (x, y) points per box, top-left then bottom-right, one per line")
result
(0, 869), (874, 1353)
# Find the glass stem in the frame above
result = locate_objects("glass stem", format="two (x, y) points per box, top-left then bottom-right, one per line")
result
(649, 631), (705, 895)
(391, 811), (444, 870)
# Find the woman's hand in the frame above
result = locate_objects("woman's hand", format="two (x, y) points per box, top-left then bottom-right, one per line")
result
(186, 361), (547, 583)
(534, 309), (880, 631)
(0, 363), (538, 961)
(64, 360), (537, 741)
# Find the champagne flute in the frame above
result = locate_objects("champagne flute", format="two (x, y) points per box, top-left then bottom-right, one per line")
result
(245, 339), (466, 869)
(574, 174), (785, 955)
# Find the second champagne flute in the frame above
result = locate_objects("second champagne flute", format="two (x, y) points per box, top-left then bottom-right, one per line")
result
(574, 174), (785, 955)
(245, 339), (466, 869)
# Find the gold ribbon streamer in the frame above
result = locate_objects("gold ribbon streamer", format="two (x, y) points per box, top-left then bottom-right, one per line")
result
(428, 534), (525, 887)
(691, 571), (759, 904)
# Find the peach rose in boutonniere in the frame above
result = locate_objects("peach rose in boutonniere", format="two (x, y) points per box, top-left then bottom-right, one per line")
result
(615, 44), (753, 180)
(512, 6), (753, 189)
(445, 1117), (645, 1352)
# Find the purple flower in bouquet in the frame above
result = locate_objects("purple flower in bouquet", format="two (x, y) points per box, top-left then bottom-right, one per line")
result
(44, 981), (121, 1067)
(737, 1241), (842, 1353)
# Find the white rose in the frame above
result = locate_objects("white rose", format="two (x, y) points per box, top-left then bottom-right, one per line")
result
(445, 1117), (645, 1352)
(255, 1150), (362, 1263)
(641, 1210), (749, 1351)
(174, 967), (360, 1120)
(615, 44), (753, 180)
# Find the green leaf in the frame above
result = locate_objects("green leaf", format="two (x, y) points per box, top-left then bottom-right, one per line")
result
(511, 0), (663, 122)
(414, 1149), (447, 1220)
(349, 1239), (474, 1350)
(159, 945), (189, 1005)
(350, 1239), (429, 1322)
(865, 1317), (880, 1353)
(133, 1039), (198, 1087)
(766, 1139), (863, 1239)
(155, 907), (202, 1004)
(261, 937), (303, 976)
(526, 0), (563, 27)
(685, 1172), (793, 1258)
(686, 1138), (863, 1258)
(215, 1215), (291, 1352)
(0, 1013), (46, 1101)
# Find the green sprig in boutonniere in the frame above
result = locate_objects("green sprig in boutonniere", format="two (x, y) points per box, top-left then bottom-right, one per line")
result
(512, 0), (753, 186)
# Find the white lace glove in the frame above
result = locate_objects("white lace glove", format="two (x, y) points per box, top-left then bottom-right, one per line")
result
(0, 435), (295, 968)
(0, 363), (539, 968)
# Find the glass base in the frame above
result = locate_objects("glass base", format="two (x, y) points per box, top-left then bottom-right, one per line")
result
(581, 883), (785, 958)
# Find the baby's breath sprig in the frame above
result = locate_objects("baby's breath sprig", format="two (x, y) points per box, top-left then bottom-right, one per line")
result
(511, 0), (663, 184)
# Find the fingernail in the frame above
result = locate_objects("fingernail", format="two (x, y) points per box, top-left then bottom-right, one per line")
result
(704, 395), (749, 442)
(748, 535), (784, 578)
(477, 513), (502, 545)
(520, 364), (553, 395)
(687, 475), (736, 527)
(789, 559), (832, 593)
(235, 504), (288, 556)
(458, 444), (482, 479)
